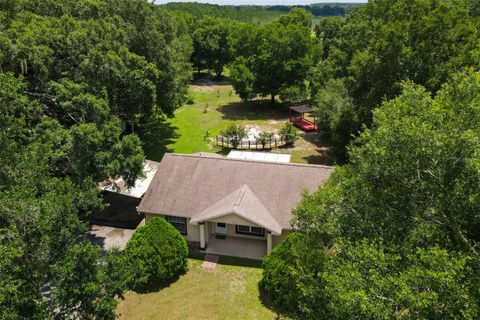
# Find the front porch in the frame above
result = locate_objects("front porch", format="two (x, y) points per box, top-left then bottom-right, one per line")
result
(203, 235), (267, 260)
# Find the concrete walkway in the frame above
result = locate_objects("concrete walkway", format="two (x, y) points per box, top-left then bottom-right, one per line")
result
(202, 254), (219, 269)
(87, 225), (135, 251)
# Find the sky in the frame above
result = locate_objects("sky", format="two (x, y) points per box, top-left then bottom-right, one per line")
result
(154, 1), (367, 5)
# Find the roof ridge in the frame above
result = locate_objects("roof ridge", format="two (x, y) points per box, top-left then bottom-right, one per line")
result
(163, 153), (335, 170)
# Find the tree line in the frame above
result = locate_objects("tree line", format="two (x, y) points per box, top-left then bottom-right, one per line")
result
(0, 0), (192, 318)
(161, 2), (358, 24)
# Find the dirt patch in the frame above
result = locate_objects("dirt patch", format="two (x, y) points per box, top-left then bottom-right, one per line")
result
(191, 76), (234, 93)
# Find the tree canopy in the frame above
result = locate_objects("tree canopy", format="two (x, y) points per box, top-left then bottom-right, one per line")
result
(0, 0), (192, 318)
(191, 17), (235, 77)
(229, 9), (314, 104)
(309, 0), (480, 159)
(263, 71), (480, 319)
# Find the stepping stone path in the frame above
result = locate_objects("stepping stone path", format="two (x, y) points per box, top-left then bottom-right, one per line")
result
(202, 254), (219, 269)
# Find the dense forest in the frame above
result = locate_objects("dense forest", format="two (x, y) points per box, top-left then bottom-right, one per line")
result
(2, 0), (480, 318)
(161, 2), (359, 23)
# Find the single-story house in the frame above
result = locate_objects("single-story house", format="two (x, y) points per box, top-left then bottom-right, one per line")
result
(138, 153), (333, 259)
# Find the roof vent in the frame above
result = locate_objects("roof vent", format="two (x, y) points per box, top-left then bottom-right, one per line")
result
(234, 187), (247, 207)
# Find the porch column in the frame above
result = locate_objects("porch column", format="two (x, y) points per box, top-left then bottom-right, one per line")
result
(199, 222), (206, 249)
(267, 231), (272, 253)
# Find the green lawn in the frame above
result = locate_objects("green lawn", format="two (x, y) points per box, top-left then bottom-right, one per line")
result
(141, 76), (335, 165)
(116, 256), (280, 320)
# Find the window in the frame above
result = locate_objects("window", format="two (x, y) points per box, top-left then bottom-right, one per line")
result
(235, 225), (264, 237)
(166, 216), (187, 235)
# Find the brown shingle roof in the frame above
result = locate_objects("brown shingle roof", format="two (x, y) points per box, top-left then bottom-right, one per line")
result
(138, 154), (333, 231)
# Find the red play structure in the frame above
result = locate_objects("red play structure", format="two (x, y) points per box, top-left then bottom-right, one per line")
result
(289, 106), (317, 132)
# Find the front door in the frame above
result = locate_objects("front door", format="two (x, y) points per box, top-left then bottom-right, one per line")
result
(215, 222), (227, 235)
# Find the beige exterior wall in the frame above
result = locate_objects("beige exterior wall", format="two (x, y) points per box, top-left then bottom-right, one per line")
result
(144, 213), (292, 248)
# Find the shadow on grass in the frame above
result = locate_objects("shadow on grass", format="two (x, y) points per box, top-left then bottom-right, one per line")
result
(192, 74), (232, 86)
(139, 118), (178, 162)
(192, 71), (211, 80)
(189, 249), (263, 268)
(219, 100), (290, 122)
(298, 133), (337, 166)
(188, 250), (206, 261)
(217, 255), (263, 268)
(132, 271), (185, 294)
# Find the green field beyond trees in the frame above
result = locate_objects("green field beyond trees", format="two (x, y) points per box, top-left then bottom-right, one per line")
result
(161, 2), (359, 23)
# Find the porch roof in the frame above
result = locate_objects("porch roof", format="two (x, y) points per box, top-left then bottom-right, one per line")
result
(190, 185), (282, 234)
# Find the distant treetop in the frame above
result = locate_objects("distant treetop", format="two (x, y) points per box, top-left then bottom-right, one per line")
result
(160, 2), (362, 23)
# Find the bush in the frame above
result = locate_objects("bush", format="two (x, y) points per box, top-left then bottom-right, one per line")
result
(220, 124), (247, 148)
(280, 122), (299, 146)
(260, 233), (325, 318)
(257, 131), (273, 149)
(124, 217), (188, 290)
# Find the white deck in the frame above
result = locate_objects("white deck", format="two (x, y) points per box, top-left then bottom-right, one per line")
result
(204, 235), (267, 260)
(227, 150), (291, 163)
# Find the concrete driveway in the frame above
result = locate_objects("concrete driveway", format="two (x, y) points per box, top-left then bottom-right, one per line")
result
(87, 224), (136, 251)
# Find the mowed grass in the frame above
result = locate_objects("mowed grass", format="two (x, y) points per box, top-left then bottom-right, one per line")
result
(116, 257), (280, 320)
(141, 76), (335, 165)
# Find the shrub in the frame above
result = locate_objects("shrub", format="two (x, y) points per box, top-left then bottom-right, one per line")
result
(220, 124), (247, 148)
(186, 93), (195, 104)
(260, 233), (325, 318)
(257, 131), (273, 149)
(124, 217), (188, 290)
(280, 122), (299, 146)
